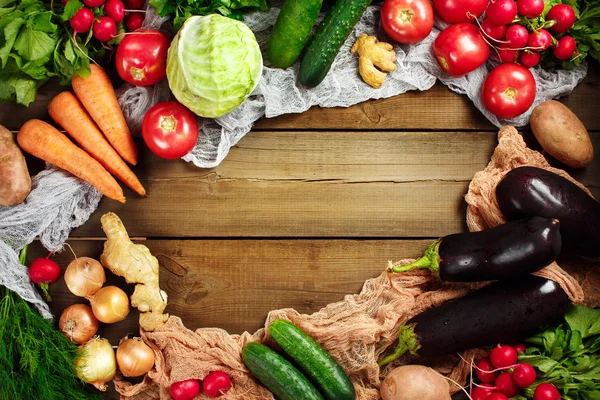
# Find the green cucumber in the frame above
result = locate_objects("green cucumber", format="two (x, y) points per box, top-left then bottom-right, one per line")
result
(242, 342), (324, 400)
(267, 0), (324, 68)
(298, 0), (372, 87)
(269, 320), (355, 400)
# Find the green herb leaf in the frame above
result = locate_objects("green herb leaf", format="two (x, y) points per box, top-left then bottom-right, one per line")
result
(30, 11), (56, 33)
(566, 306), (600, 339)
(62, 0), (84, 21)
(13, 27), (56, 61)
(7, 76), (37, 105)
(0, 17), (24, 67)
(0, 79), (15, 101)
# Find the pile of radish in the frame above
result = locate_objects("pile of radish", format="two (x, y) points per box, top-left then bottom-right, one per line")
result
(481, 0), (577, 67)
(472, 344), (560, 400)
(66, 0), (146, 42)
(170, 371), (232, 400)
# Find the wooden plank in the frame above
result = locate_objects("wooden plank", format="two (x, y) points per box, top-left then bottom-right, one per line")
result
(31, 239), (427, 338)
(3, 67), (599, 131)
(68, 130), (600, 238)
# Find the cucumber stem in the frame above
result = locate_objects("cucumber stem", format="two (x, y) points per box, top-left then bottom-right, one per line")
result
(378, 324), (421, 367)
(389, 240), (441, 275)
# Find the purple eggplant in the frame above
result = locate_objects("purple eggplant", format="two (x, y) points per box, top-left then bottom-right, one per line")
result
(378, 276), (570, 365)
(496, 166), (600, 258)
(390, 217), (561, 282)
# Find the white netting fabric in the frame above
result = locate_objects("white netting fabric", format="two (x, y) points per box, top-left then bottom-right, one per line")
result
(117, 3), (587, 169)
(0, 166), (101, 318)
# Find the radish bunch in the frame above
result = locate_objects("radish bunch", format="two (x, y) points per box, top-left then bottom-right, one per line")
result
(66, 0), (145, 43)
(471, 344), (561, 400)
(480, 0), (577, 68)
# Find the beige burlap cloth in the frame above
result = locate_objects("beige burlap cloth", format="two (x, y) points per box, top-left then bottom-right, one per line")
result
(115, 126), (599, 400)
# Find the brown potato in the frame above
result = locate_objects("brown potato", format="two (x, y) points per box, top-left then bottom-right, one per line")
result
(380, 365), (451, 400)
(0, 124), (31, 206)
(530, 100), (593, 168)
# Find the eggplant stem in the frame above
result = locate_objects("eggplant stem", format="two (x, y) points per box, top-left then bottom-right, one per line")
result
(378, 324), (421, 366)
(389, 240), (441, 275)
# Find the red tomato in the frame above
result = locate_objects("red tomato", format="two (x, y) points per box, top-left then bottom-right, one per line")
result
(381, 0), (434, 44)
(116, 30), (170, 86)
(433, 23), (490, 77)
(142, 101), (199, 159)
(433, 0), (488, 24)
(482, 63), (536, 119)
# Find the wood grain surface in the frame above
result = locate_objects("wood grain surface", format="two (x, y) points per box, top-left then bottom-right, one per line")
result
(4, 63), (599, 400)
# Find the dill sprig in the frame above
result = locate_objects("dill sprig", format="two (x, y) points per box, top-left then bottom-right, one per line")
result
(0, 245), (102, 400)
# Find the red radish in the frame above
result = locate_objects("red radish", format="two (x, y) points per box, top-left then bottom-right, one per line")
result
(472, 383), (496, 400)
(124, 0), (144, 8)
(513, 363), (536, 387)
(490, 345), (518, 368)
(527, 29), (552, 50)
(202, 371), (232, 397)
(169, 379), (200, 400)
(476, 358), (499, 383)
(70, 8), (94, 33)
(83, 0), (104, 6)
(105, 0), (125, 22)
(517, 0), (544, 18)
(495, 373), (520, 397)
(486, 394), (509, 400)
(533, 382), (561, 400)
(486, 0), (517, 26)
(512, 343), (527, 353)
(554, 35), (577, 60)
(506, 24), (529, 48)
(125, 12), (144, 31)
(29, 256), (61, 301)
(93, 16), (117, 42)
(520, 51), (541, 67)
(481, 19), (507, 41)
(498, 44), (520, 63)
(547, 4), (576, 34)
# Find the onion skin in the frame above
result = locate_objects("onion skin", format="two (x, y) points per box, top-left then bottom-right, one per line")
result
(75, 337), (116, 391)
(64, 257), (106, 298)
(59, 304), (99, 344)
(90, 286), (130, 324)
(116, 337), (155, 377)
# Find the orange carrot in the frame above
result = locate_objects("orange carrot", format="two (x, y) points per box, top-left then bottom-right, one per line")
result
(17, 119), (126, 203)
(49, 91), (146, 197)
(72, 64), (138, 165)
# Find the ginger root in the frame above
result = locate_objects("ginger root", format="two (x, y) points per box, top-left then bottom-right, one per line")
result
(351, 33), (397, 89)
(100, 212), (168, 331)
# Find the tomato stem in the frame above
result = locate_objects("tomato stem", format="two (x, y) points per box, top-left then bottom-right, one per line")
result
(159, 115), (177, 132)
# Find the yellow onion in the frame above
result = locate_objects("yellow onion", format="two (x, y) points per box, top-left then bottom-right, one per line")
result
(75, 337), (116, 391)
(89, 286), (130, 324)
(116, 337), (155, 377)
(64, 257), (106, 298)
(59, 304), (99, 344)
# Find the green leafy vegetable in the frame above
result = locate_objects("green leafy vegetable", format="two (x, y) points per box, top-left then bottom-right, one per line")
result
(0, 245), (102, 400)
(150, 0), (270, 31)
(518, 305), (600, 399)
(0, 0), (104, 106)
(166, 14), (263, 118)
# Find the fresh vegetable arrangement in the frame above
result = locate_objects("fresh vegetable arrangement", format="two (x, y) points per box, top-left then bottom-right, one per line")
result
(0, 247), (102, 400)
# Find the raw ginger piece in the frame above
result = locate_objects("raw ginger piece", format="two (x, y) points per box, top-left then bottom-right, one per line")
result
(100, 212), (168, 331)
(351, 33), (397, 88)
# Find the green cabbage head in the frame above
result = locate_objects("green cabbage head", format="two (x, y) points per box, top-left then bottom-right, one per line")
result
(166, 15), (263, 118)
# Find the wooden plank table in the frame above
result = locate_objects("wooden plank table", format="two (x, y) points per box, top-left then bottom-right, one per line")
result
(3, 65), (599, 399)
